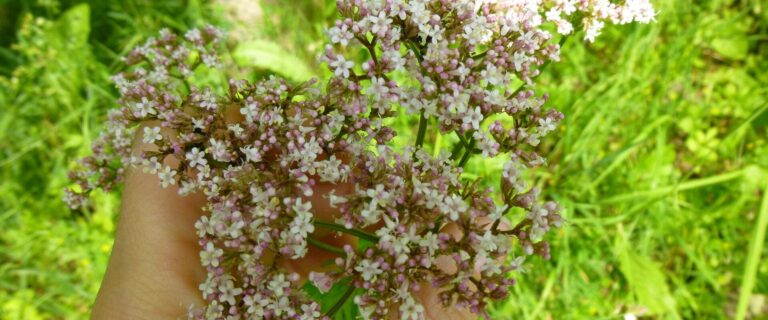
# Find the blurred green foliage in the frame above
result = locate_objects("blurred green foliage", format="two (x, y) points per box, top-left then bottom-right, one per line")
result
(0, 0), (766, 319)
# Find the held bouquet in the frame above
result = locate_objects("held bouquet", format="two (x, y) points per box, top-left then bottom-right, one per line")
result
(66, 1), (654, 319)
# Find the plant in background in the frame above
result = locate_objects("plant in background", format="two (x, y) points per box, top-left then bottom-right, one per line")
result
(65, 0), (654, 319)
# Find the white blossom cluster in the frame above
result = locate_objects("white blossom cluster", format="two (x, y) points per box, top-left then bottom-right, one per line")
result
(65, 1), (654, 319)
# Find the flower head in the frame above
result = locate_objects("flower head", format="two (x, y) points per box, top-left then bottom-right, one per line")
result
(64, 4), (655, 317)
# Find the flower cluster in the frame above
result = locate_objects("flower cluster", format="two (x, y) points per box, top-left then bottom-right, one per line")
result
(66, 1), (654, 319)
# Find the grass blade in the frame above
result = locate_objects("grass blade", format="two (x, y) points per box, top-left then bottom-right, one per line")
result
(735, 181), (768, 320)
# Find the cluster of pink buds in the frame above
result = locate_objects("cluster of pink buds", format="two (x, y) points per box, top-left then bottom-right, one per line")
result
(66, 0), (654, 319)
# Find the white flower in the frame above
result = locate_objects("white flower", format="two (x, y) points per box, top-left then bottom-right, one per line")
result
(292, 198), (312, 216)
(227, 214), (246, 238)
(328, 191), (348, 208)
(368, 12), (392, 37)
(158, 166), (177, 188)
(509, 256), (526, 272)
(419, 232), (439, 257)
(474, 131), (499, 158)
(403, 96), (437, 116)
(208, 138), (230, 162)
(204, 300), (224, 319)
(393, 281), (411, 300)
(355, 259), (383, 281)
(194, 215), (213, 238)
(299, 302), (322, 320)
(201, 53), (219, 68)
(308, 272), (334, 294)
(240, 101), (259, 123)
(513, 52), (529, 72)
(268, 273), (290, 296)
(199, 89), (218, 110)
(360, 200), (382, 225)
(547, 8), (574, 35)
(240, 145), (261, 163)
(462, 106), (483, 130)
(291, 241), (308, 259)
(584, 19), (605, 42)
(243, 294), (265, 316)
(186, 147), (208, 168)
(199, 276), (216, 299)
(185, 28), (202, 42)
(622, 0), (656, 23)
(228, 124), (245, 136)
(191, 118), (205, 130)
(134, 97), (157, 117)
(423, 188), (443, 210)
(178, 180), (196, 196)
(538, 117), (557, 134)
(218, 278), (243, 305)
(290, 209), (314, 237)
(317, 156), (343, 182)
(271, 296), (292, 317)
(557, 0), (577, 15)
(140, 156), (161, 174)
(200, 242), (223, 267)
(366, 184), (391, 205)
(398, 295), (425, 320)
(367, 76), (390, 101)
(478, 230), (498, 252)
(142, 126), (162, 144)
(624, 313), (638, 320)
(392, 235), (411, 265)
(356, 296), (376, 320)
(327, 24), (353, 46)
(454, 63), (470, 81)
(488, 203), (509, 222)
(382, 48), (405, 71)
(481, 64), (506, 86)
(462, 16), (492, 45)
(330, 56), (354, 78)
(441, 194), (467, 221)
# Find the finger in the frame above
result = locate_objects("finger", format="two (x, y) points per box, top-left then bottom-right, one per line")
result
(93, 125), (207, 319)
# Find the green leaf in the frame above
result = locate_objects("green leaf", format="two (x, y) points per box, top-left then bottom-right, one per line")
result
(711, 36), (748, 61)
(303, 277), (359, 319)
(232, 40), (317, 82)
(616, 225), (680, 318)
(54, 4), (91, 49)
(735, 180), (768, 320)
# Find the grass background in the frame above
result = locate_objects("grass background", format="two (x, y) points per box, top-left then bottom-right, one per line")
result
(0, 0), (766, 319)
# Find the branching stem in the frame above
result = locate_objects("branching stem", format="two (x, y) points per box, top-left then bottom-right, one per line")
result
(307, 236), (346, 257)
(313, 219), (380, 243)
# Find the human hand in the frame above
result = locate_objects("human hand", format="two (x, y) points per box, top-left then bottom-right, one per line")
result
(91, 134), (477, 319)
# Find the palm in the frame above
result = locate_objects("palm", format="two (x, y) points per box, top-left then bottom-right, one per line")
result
(93, 161), (474, 319)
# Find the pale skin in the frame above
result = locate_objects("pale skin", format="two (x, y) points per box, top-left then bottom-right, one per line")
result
(91, 130), (478, 319)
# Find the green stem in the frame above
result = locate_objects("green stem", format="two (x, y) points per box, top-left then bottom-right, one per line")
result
(314, 219), (380, 243)
(325, 285), (356, 317)
(415, 109), (428, 149)
(456, 131), (470, 147)
(450, 142), (464, 161)
(735, 180), (768, 320)
(307, 236), (346, 257)
(458, 137), (476, 167)
(450, 131), (471, 160)
(431, 216), (444, 233)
